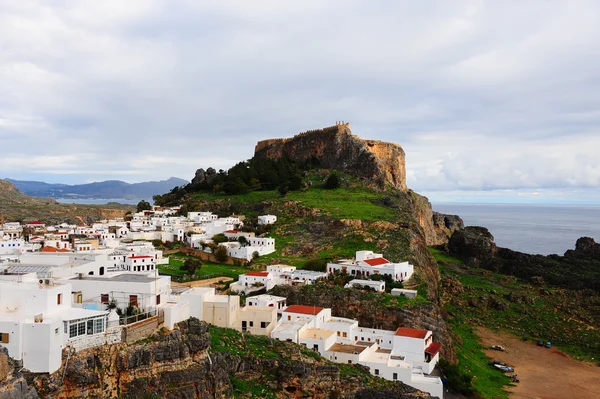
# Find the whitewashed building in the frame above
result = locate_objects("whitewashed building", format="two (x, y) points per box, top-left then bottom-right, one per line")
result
(327, 251), (414, 282)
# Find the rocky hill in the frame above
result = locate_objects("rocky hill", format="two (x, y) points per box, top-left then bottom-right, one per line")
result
(6, 177), (188, 200)
(0, 319), (431, 399)
(0, 180), (134, 225)
(254, 123), (407, 191)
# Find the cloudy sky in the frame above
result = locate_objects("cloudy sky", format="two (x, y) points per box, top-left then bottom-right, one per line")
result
(1, 1), (600, 204)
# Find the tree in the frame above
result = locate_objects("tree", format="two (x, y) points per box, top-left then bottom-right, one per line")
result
(238, 236), (248, 246)
(212, 233), (228, 244)
(278, 183), (289, 197)
(252, 251), (260, 260)
(303, 259), (327, 272)
(183, 258), (202, 275)
(136, 200), (152, 212)
(214, 246), (229, 263)
(323, 172), (341, 189)
(288, 174), (303, 191)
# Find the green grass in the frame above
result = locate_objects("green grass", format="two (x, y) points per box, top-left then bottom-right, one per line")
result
(192, 178), (396, 222)
(432, 246), (600, 397)
(450, 322), (511, 399)
(158, 252), (251, 279)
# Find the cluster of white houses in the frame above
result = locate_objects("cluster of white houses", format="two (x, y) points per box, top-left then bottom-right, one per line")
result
(0, 215), (441, 397)
(0, 209), (276, 264)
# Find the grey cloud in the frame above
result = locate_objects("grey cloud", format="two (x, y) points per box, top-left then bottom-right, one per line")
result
(0, 0), (599, 201)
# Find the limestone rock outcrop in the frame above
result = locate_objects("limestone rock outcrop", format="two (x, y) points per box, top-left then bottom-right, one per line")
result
(448, 226), (497, 267)
(254, 123), (407, 190)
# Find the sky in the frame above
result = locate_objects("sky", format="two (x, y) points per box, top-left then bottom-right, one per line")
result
(1, 1), (600, 204)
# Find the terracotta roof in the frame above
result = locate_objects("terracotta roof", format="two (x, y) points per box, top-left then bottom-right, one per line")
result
(224, 230), (239, 234)
(41, 246), (70, 253)
(285, 305), (324, 316)
(394, 328), (428, 339)
(26, 221), (44, 225)
(363, 257), (390, 266)
(425, 342), (442, 356)
(245, 271), (269, 277)
(129, 255), (153, 259)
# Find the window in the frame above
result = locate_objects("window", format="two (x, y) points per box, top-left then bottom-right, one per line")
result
(393, 373), (398, 380)
(260, 322), (268, 328)
(343, 332), (347, 338)
(348, 360), (352, 364)
(156, 294), (161, 305)
(129, 295), (138, 307)
(337, 331), (340, 337)
(374, 369), (379, 375)
(55, 328), (59, 335)
(249, 321), (254, 327)
(287, 315), (291, 321)
(99, 267), (105, 276)
(57, 293), (62, 305)
(1, 333), (8, 343)
(101, 294), (109, 304)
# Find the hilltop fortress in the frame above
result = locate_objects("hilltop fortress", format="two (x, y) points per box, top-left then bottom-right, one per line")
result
(254, 122), (408, 191)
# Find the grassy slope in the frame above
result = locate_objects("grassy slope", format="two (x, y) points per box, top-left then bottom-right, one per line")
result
(431, 247), (600, 398)
(158, 251), (251, 278)
(188, 173), (417, 267)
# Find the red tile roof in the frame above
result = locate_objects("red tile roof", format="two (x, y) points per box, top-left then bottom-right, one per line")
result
(245, 272), (270, 277)
(26, 221), (44, 225)
(41, 246), (70, 253)
(285, 305), (324, 315)
(425, 342), (442, 356)
(363, 257), (390, 266)
(394, 328), (428, 339)
(129, 255), (153, 259)
(224, 230), (239, 234)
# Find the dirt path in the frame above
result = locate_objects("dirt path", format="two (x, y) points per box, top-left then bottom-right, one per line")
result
(171, 276), (233, 289)
(475, 327), (600, 399)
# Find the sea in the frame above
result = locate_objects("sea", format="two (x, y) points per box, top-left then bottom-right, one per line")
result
(55, 198), (147, 206)
(432, 203), (600, 256)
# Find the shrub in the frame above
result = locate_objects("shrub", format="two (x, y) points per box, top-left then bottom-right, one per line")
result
(438, 359), (475, 395)
(183, 258), (202, 275)
(214, 246), (229, 263)
(323, 172), (341, 189)
(212, 234), (228, 244)
(303, 259), (327, 272)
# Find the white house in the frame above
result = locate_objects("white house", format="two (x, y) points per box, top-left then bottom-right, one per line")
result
(0, 275), (108, 374)
(234, 271), (278, 292)
(257, 215), (277, 225)
(270, 304), (443, 398)
(344, 279), (385, 292)
(246, 294), (287, 314)
(327, 251), (414, 282)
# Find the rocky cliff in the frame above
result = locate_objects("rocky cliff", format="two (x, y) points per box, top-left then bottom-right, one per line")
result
(1, 320), (431, 399)
(254, 124), (407, 191)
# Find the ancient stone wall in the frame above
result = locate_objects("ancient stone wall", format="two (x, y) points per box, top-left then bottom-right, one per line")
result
(123, 316), (160, 345)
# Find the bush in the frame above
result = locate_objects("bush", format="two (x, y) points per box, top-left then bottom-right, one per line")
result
(214, 246), (229, 263)
(183, 258), (202, 275)
(303, 259), (327, 272)
(323, 172), (341, 189)
(212, 234), (228, 244)
(438, 359), (475, 395)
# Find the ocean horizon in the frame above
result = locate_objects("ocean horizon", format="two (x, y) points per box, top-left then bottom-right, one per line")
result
(432, 202), (600, 256)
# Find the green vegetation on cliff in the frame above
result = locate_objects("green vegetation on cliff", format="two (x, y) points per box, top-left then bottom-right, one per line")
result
(432, 246), (600, 398)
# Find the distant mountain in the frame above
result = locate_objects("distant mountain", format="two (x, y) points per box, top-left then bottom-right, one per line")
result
(5, 177), (188, 200)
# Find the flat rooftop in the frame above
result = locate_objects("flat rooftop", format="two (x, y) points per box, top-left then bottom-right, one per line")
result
(328, 343), (367, 354)
(300, 328), (336, 340)
(76, 274), (161, 283)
